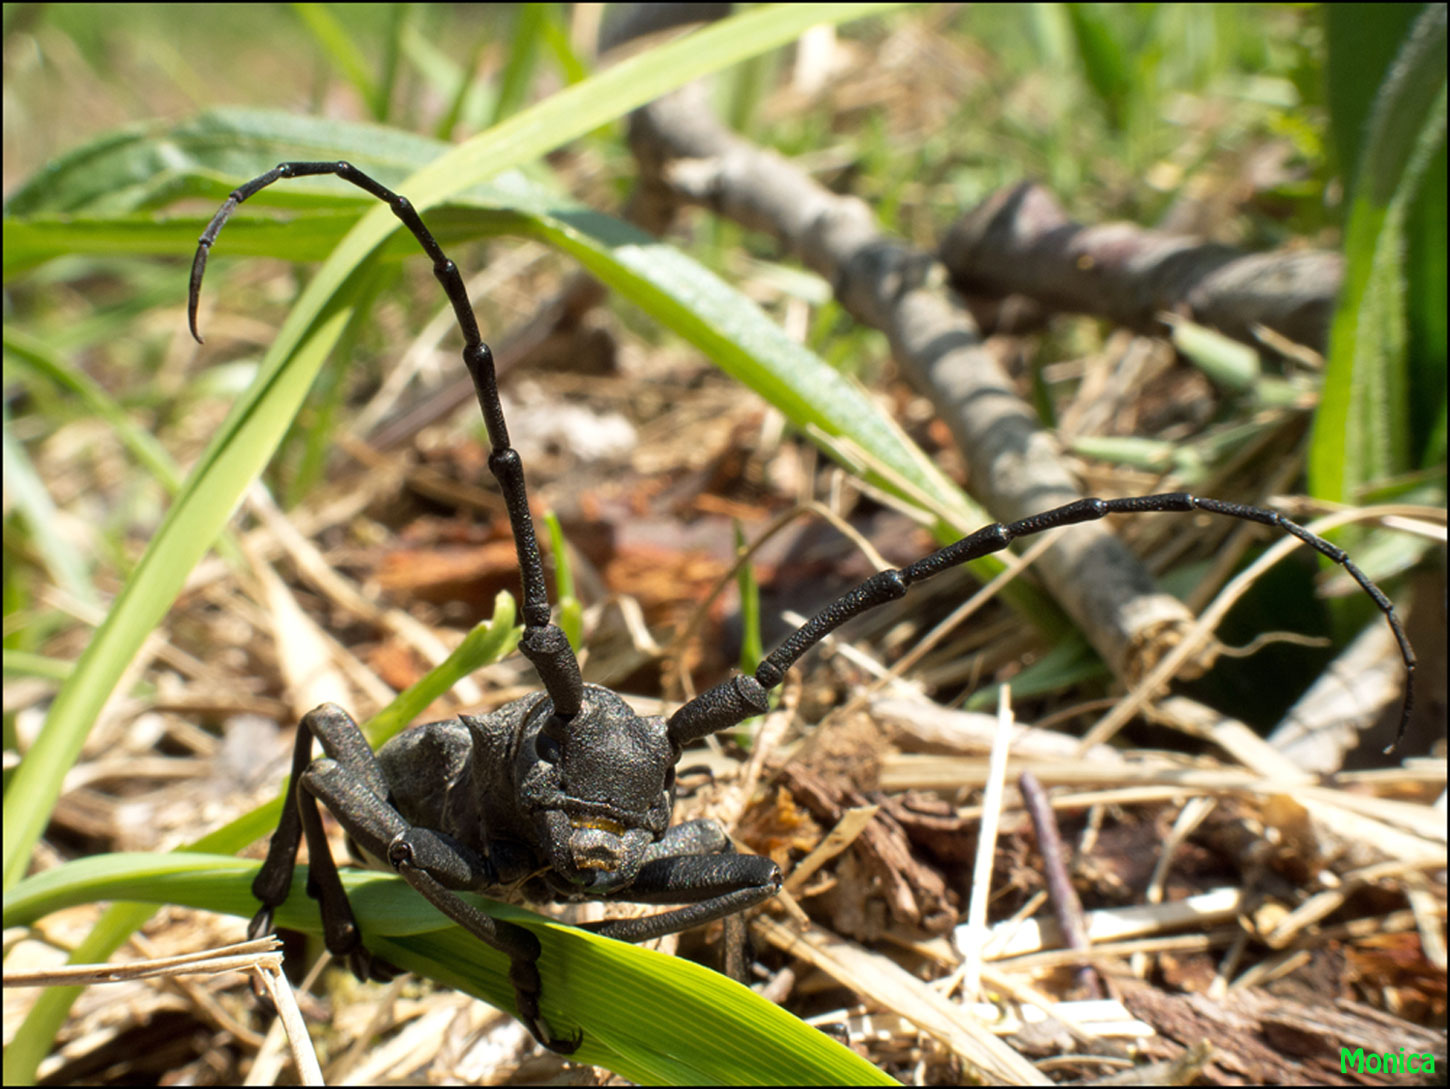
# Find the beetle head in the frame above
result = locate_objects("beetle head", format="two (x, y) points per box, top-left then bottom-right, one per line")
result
(517, 685), (674, 894)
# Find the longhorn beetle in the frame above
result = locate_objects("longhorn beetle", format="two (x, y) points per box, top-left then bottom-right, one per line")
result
(189, 162), (1416, 1053)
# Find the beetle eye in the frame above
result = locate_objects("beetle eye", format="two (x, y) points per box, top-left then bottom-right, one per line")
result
(535, 733), (561, 763)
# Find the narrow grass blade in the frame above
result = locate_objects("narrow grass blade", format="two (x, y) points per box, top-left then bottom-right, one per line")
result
(4, 853), (892, 1085)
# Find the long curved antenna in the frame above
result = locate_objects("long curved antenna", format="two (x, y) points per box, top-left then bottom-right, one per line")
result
(190, 162), (582, 720)
(668, 494), (1416, 751)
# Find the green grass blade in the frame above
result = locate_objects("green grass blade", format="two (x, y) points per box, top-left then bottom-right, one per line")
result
(2, 406), (98, 611)
(293, 2), (383, 119)
(3, 325), (183, 492)
(1324, 4), (1424, 189)
(735, 521), (764, 674)
(1063, 2), (1133, 131)
(1310, 6), (1447, 503)
(543, 511), (584, 652)
(490, 3), (548, 126)
(363, 593), (521, 746)
(4, 853), (892, 1085)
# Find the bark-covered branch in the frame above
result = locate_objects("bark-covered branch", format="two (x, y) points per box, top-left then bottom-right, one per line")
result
(941, 181), (1343, 352)
(627, 83), (1199, 684)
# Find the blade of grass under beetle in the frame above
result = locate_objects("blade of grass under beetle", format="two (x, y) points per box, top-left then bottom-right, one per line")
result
(4, 853), (891, 1085)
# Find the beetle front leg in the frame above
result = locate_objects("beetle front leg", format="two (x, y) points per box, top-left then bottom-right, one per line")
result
(638, 817), (731, 862)
(636, 821), (771, 984)
(585, 850), (782, 943)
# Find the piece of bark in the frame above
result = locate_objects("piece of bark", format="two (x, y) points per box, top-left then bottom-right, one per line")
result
(940, 181), (1342, 353)
(1117, 974), (1446, 1086)
(773, 715), (958, 940)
